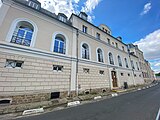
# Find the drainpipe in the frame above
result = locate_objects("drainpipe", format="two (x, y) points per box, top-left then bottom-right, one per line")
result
(75, 29), (79, 96)
(128, 50), (136, 86)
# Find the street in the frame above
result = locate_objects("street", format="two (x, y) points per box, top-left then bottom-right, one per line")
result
(16, 84), (160, 120)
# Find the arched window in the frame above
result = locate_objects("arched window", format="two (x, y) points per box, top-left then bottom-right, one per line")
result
(11, 21), (34, 46)
(54, 34), (66, 54)
(136, 62), (139, 70)
(118, 55), (122, 67)
(82, 43), (89, 59)
(124, 58), (129, 68)
(131, 60), (135, 69)
(109, 52), (114, 65)
(97, 48), (103, 62)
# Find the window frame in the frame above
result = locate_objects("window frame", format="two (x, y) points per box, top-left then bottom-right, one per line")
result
(51, 32), (68, 55)
(109, 52), (114, 65)
(97, 48), (104, 63)
(117, 55), (122, 67)
(81, 43), (90, 60)
(82, 25), (87, 33)
(6, 18), (38, 47)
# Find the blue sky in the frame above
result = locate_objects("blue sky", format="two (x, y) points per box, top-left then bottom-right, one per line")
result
(92, 0), (160, 44)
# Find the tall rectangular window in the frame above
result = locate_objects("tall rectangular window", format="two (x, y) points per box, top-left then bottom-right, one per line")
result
(107, 38), (110, 45)
(96, 33), (100, 40)
(115, 43), (118, 48)
(82, 25), (87, 33)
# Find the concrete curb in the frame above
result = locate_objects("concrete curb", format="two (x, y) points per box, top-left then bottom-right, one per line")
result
(67, 101), (80, 107)
(94, 96), (102, 100)
(22, 108), (44, 115)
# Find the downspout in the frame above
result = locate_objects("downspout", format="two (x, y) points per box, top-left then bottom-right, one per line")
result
(76, 29), (79, 96)
(128, 49), (136, 86)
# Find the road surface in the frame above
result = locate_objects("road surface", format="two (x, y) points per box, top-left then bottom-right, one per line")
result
(16, 84), (160, 120)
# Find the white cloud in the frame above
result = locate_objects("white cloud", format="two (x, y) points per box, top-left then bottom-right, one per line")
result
(140, 2), (152, 15)
(38, 0), (79, 18)
(81, 0), (101, 13)
(134, 29), (160, 73)
(38, 0), (102, 22)
(81, 0), (101, 22)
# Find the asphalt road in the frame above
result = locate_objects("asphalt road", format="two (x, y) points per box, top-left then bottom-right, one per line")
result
(16, 84), (160, 120)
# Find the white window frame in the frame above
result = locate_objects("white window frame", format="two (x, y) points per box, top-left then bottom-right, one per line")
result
(51, 32), (68, 55)
(6, 18), (38, 47)
(96, 48), (104, 63)
(81, 42), (91, 60)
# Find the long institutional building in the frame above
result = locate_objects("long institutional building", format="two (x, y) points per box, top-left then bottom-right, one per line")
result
(0, 0), (155, 104)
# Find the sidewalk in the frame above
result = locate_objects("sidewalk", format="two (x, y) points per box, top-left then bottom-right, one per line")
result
(0, 82), (158, 119)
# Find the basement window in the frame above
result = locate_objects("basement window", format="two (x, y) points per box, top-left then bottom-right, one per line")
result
(83, 68), (90, 74)
(53, 65), (63, 72)
(121, 73), (124, 76)
(0, 98), (12, 105)
(99, 70), (104, 75)
(5, 59), (24, 69)
(50, 92), (60, 99)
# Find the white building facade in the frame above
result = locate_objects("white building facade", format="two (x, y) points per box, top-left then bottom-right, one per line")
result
(0, 0), (154, 104)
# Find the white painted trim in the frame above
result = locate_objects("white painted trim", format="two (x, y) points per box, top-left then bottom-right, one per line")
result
(5, 18), (38, 47)
(80, 41), (91, 60)
(96, 47), (104, 63)
(51, 31), (69, 55)
(108, 51), (115, 65)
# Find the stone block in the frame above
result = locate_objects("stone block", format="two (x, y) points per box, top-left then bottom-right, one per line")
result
(11, 82), (22, 86)
(15, 87), (25, 91)
(26, 86), (35, 91)
(4, 87), (15, 91)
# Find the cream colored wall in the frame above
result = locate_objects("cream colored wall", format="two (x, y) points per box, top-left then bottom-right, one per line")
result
(71, 15), (128, 53)
(78, 63), (110, 91)
(0, 4), (74, 57)
(0, 49), (71, 95)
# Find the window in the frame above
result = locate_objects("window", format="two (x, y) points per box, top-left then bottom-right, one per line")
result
(124, 58), (129, 68)
(83, 68), (90, 73)
(54, 34), (66, 54)
(139, 74), (141, 77)
(5, 59), (24, 69)
(82, 43), (89, 59)
(29, 1), (39, 9)
(136, 62), (139, 70)
(59, 16), (67, 22)
(121, 73), (124, 76)
(115, 43), (118, 48)
(107, 38), (110, 45)
(97, 48), (103, 62)
(99, 70), (104, 75)
(53, 65), (63, 72)
(11, 21), (34, 46)
(134, 74), (137, 77)
(96, 33), (100, 40)
(131, 60), (135, 69)
(122, 46), (125, 51)
(128, 73), (130, 76)
(82, 25), (87, 33)
(109, 52), (114, 65)
(118, 56), (122, 67)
